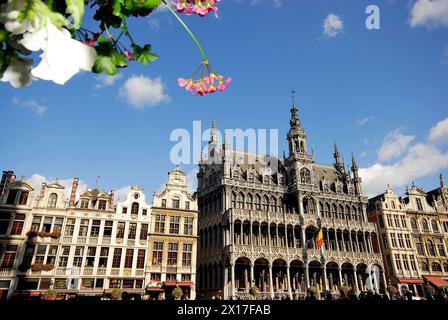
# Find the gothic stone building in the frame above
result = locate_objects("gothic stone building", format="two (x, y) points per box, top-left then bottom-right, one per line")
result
(196, 105), (385, 300)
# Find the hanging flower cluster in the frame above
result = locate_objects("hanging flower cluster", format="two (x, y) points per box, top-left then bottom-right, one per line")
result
(172, 0), (220, 17)
(178, 60), (231, 96)
(0, 0), (231, 96)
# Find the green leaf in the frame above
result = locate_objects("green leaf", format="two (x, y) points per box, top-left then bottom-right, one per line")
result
(113, 53), (128, 68)
(133, 44), (158, 65)
(113, 0), (125, 16)
(66, 0), (85, 29)
(93, 39), (118, 75)
(93, 54), (118, 75)
(0, 29), (7, 43)
(125, 0), (162, 11)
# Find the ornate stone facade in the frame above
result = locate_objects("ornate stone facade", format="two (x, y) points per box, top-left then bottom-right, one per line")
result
(196, 105), (385, 300)
(368, 177), (448, 297)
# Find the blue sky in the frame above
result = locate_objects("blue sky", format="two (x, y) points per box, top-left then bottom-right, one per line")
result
(0, 0), (447, 200)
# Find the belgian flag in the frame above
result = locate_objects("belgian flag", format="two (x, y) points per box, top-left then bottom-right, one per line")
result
(316, 228), (323, 249)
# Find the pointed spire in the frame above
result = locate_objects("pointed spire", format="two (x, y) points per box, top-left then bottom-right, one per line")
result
(440, 174), (446, 188)
(199, 151), (204, 164)
(333, 142), (342, 162)
(209, 118), (217, 143)
(333, 142), (345, 173)
(351, 153), (358, 169)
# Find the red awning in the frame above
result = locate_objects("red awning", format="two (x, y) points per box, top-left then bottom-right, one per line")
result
(146, 287), (164, 292)
(30, 292), (42, 297)
(399, 279), (424, 284)
(176, 281), (194, 286)
(423, 276), (448, 288)
(163, 281), (177, 286)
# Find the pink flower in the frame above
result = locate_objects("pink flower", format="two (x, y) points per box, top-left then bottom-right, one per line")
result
(124, 50), (134, 61)
(172, 0), (220, 18)
(178, 60), (231, 96)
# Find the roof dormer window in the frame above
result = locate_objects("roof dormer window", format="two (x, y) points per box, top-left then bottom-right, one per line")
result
(47, 193), (58, 208)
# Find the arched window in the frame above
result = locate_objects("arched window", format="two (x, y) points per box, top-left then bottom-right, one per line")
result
(308, 198), (315, 215)
(421, 219), (429, 231)
(238, 192), (245, 209)
(303, 198), (314, 214)
(338, 205), (344, 220)
(351, 206), (358, 221)
(255, 194), (261, 210)
(431, 220), (439, 233)
(324, 203), (331, 218)
(319, 202), (324, 217)
(300, 168), (311, 184)
(410, 218), (418, 231)
(131, 202), (139, 215)
(278, 197), (284, 213)
(432, 262), (442, 272)
(47, 193), (58, 208)
(270, 197), (277, 212)
(391, 201), (395, 209)
(421, 262), (429, 272)
(331, 204), (337, 219)
(246, 194), (253, 210)
(231, 192), (237, 208)
(262, 196), (269, 211)
(345, 205), (351, 220)
(427, 240), (436, 256)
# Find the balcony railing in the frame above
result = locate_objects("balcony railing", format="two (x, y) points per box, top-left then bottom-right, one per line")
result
(0, 268), (12, 276)
(102, 237), (111, 245)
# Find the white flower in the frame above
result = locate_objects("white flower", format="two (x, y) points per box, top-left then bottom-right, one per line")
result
(0, 56), (33, 88)
(0, 0), (37, 35)
(20, 18), (97, 85)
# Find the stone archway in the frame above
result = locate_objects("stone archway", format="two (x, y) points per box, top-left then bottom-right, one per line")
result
(272, 259), (288, 293)
(308, 260), (323, 291)
(254, 258), (270, 293)
(326, 262), (340, 291)
(235, 257), (251, 290)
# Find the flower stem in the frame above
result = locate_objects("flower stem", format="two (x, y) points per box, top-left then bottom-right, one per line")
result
(162, 0), (207, 62)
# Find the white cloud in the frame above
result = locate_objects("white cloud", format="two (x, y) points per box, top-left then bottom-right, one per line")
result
(113, 185), (133, 204)
(323, 14), (344, 38)
(360, 144), (448, 197)
(247, 0), (283, 8)
(94, 73), (122, 89)
(12, 98), (47, 115)
(359, 118), (448, 197)
(186, 168), (199, 194)
(357, 116), (374, 126)
(377, 128), (415, 162)
(119, 75), (169, 110)
(149, 18), (162, 31)
(409, 0), (448, 28)
(429, 117), (448, 143)
(360, 150), (368, 158)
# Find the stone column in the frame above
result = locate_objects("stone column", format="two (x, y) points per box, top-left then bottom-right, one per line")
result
(230, 262), (236, 299)
(323, 265), (328, 292)
(300, 227), (306, 249)
(363, 232), (369, 253)
(304, 264), (310, 289)
(224, 265), (229, 299)
(335, 231), (340, 252)
(338, 266), (343, 287)
(250, 222), (253, 246)
(250, 263), (254, 288)
(269, 264), (274, 299)
(353, 267), (360, 294)
(349, 232), (354, 252)
(287, 264), (292, 299)
(292, 226), (296, 248)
